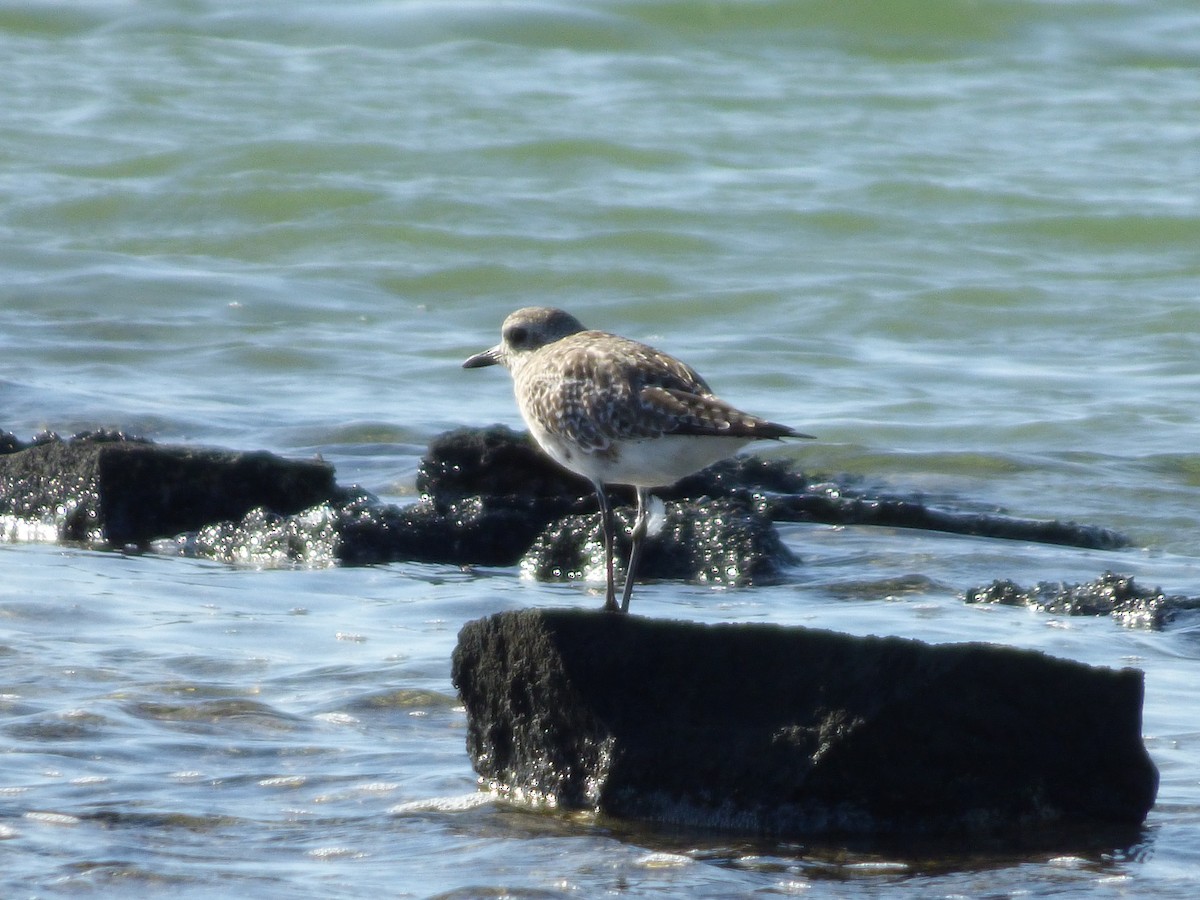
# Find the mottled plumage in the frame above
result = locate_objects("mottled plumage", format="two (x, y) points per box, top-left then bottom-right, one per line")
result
(463, 306), (810, 612)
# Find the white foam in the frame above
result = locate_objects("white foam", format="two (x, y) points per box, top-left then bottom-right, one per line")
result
(388, 792), (496, 816)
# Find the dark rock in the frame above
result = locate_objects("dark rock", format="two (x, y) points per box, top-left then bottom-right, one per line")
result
(1, 431), (26, 455)
(965, 570), (1200, 629)
(523, 496), (794, 586)
(156, 490), (555, 569)
(2, 424), (1133, 580)
(412, 425), (798, 581)
(333, 492), (551, 567)
(417, 425), (589, 509)
(402, 425), (600, 567)
(0, 432), (336, 546)
(452, 609), (1158, 837)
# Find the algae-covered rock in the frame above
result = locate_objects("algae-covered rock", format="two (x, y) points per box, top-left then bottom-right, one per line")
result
(452, 609), (1159, 838)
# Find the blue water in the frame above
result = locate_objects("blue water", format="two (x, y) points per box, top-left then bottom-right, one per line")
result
(3, 1), (1200, 896)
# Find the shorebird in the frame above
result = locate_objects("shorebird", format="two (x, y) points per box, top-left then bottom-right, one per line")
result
(463, 306), (810, 613)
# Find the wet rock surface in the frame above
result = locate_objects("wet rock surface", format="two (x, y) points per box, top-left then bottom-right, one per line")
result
(767, 492), (1129, 550)
(407, 425), (1128, 579)
(966, 571), (1200, 629)
(0, 430), (336, 546)
(305, 424), (613, 570)
(0, 424), (1153, 610)
(416, 425), (590, 508)
(523, 496), (794, 587)
(334, 491), (554, 567)
(451, 608), (1159, 838)
(153, 504), (343, 566)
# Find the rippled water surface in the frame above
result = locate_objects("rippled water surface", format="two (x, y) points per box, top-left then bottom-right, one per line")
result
(3, 1), (1200, 896)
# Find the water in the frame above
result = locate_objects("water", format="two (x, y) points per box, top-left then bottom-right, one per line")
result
(2, 0), (1200, 895)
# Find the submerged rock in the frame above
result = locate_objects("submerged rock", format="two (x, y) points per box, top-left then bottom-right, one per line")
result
(451, 609), (1159, 838)
(767, 492), (1129, 551)
(965, 570), (1200, 629)
(0, 431), (336, 547)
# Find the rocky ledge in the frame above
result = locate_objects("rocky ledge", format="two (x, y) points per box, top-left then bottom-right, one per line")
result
(451, 608), (1159, 838)
(6, 425), (1190, 624)
(2, 423), (1126, 559)
(0, 430), (335, 546)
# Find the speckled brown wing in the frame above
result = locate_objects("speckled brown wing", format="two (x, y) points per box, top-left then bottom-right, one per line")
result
(641, 387), (797, 439)
(517, 331), (717, 453)
(616, 337), (797, 440)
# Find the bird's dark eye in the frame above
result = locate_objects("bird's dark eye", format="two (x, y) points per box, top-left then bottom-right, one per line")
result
(506, 325), (528, 346)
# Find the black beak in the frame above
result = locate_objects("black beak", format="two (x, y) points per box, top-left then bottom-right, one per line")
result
(462, 345), (503, 369)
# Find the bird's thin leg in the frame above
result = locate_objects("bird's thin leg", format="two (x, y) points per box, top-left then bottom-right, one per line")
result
(593, 481), (619, 612)
(620, 487), (651, 614)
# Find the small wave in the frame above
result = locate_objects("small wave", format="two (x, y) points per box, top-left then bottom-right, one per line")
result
(389, 792), (497, 816)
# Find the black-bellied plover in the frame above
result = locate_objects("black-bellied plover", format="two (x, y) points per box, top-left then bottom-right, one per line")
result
(463, 306), (810, 613)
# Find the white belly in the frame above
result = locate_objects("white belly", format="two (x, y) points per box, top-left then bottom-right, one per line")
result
(528, 422), (753, 488)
